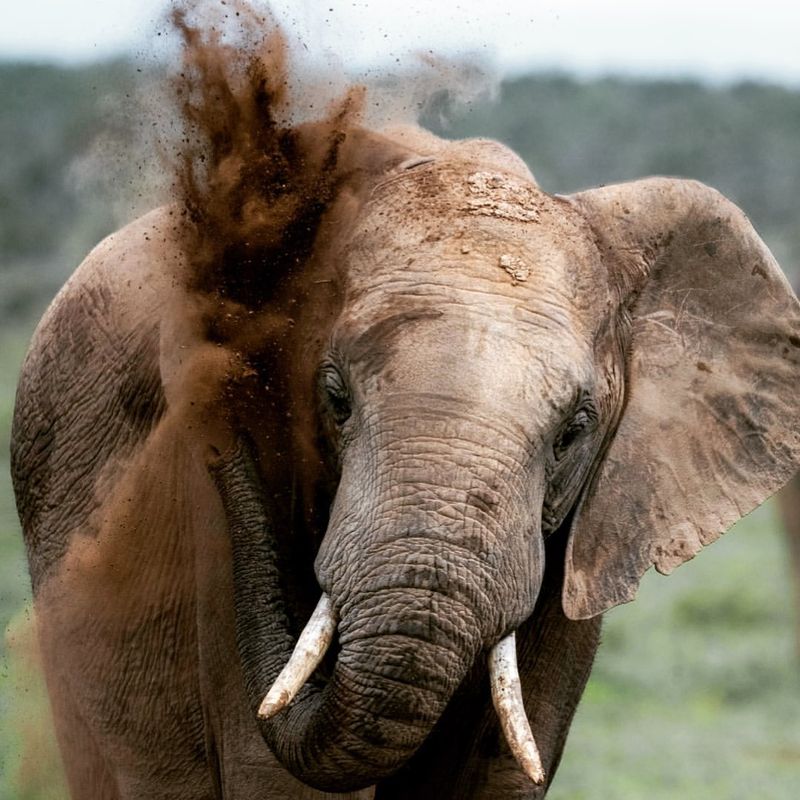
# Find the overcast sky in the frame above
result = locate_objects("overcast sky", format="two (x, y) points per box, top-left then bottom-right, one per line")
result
(3, 1), (800, 85)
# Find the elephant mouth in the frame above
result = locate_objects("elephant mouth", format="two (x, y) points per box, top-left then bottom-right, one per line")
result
(259, 593), (545, 786)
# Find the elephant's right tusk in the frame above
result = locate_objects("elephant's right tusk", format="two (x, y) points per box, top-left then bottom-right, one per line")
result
(489, 632), (545, 785)
(258, 593), (338, 719)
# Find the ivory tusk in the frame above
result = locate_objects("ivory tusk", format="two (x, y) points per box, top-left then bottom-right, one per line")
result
(257, 593), (338, 719)
(488, 632), (545, 785)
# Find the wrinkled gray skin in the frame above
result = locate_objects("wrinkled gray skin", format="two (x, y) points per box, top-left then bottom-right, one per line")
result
(11, 128), (800, 799)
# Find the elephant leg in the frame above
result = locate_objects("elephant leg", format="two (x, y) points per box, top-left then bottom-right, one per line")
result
(41, 657), (121, 800)
(374, 534), (601, 799)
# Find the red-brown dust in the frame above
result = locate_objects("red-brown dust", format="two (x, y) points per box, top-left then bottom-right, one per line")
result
(169, 0), (365, 314)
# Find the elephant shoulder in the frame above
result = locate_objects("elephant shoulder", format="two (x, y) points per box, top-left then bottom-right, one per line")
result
(11, 207), (184, 590)
(52, 205), (185, 330)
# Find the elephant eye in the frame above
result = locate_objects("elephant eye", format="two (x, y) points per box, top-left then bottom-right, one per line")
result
(319, 362), (352, 426)
(553, 406), (595, 461)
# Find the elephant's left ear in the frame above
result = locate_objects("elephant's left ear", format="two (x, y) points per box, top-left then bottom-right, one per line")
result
(563, 178), (800, 620)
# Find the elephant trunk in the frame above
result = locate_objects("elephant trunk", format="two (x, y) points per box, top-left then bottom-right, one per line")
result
(268, 581), (484, 789)
(210, 435), (544, 791)
(262, 597), (544, 786)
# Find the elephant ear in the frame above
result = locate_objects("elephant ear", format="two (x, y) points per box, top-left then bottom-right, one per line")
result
(563, 178), (800, 620)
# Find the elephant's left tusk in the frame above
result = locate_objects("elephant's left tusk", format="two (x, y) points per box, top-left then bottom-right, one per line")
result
(489, 632), (545, 785)
(258, 593), (338, 719)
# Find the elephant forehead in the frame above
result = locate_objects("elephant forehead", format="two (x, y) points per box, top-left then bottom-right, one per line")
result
(367, 160), (542, 218)
(340, 234), (600, 345)
(343, 163), (606, 322)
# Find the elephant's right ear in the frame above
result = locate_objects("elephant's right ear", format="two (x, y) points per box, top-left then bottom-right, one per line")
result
(563, 178), (800, 620)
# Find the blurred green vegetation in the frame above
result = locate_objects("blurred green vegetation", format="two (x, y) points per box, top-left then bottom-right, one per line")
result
(0, 60), (139, 323)
(1, 59), (799, 798)
(551, 506), (800, 799)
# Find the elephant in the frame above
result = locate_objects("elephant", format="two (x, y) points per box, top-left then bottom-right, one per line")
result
(10, 29), (800, 798)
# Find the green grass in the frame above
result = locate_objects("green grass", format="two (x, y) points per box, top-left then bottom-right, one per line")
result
(551, 503), (800, 799)
(1, 319), (799, 798)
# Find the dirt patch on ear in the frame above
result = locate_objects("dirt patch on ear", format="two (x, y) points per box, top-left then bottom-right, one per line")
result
(169, 1), (364, 314)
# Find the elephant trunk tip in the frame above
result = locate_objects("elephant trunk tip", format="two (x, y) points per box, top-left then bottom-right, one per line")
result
(258, 593), (546, 789)
(489, 632), (545, 785)
(258, 593), (337, 719)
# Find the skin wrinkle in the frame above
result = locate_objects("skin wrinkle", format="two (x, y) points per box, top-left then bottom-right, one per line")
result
(339, 640), (455, 700)
(353, 350), (582, 427)
(370, 425), (548, 502)
(342, 648), (470, 704)
(338, 601), (486, 694)
(334, 516), (509, 599)
(332, 654), (474, 730)
(336, 432), (528, 544)
(373, 490), (501, 528)
(372, 485), (531, 546)
(324, 428), (532, 572)
(326, 518), (537, 645)
(327, 701), (434, 748)
(345, 307), (560, 361)
(356, 265), (568, 292)
(361, 398), (554, 448)
(343, 661), (445, 703)
(346, 278), (575, 326)
(344, 542), (499, 599)
(376, 447), (523, 494)
(362, 402), (540, 441)
(341, 622), (471, 658)
(324, 718), (428, 764)
(380, 434), (530, 474)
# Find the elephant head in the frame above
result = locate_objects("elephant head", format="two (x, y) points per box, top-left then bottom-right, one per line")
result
(191, 121), (800, 792)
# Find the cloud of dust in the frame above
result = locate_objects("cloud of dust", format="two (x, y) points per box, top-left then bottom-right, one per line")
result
(163, 0), (502, 313)
(166, 0), (365, 313)
(4, 608), (68, 798)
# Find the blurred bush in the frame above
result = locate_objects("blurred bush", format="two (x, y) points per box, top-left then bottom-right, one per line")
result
(0, 60), (142, 323)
